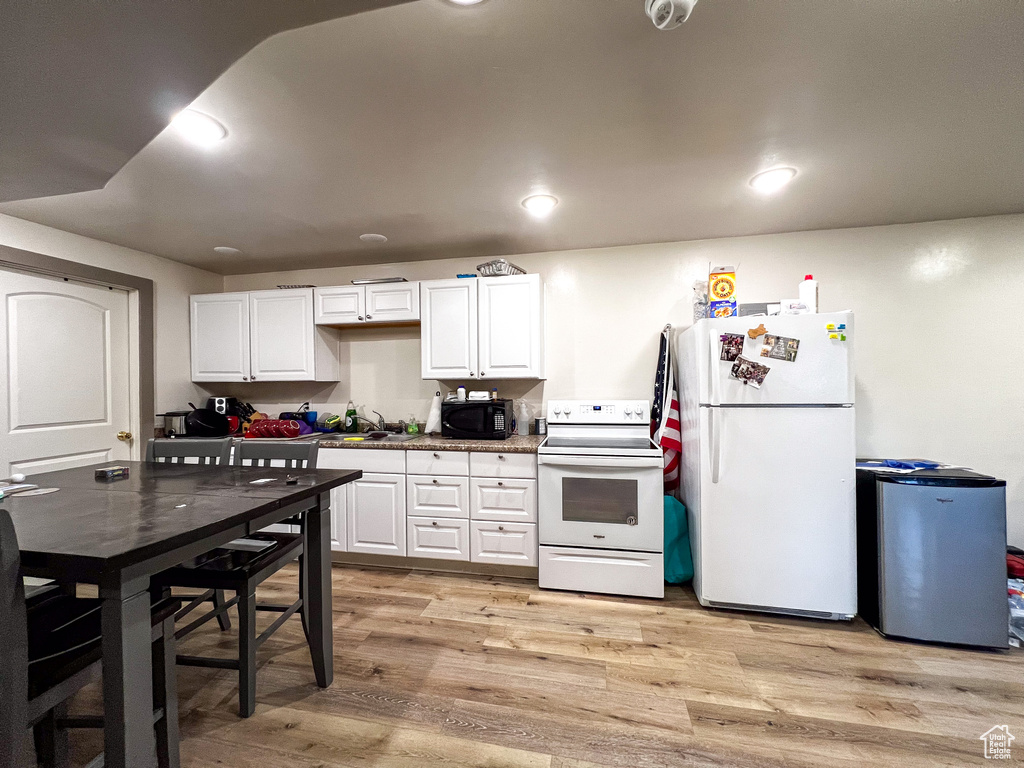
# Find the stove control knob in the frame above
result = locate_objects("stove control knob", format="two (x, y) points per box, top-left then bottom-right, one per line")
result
(553, 406), (561, 415)
(563, 406), (572, 415)
(624, 406), (633, 416)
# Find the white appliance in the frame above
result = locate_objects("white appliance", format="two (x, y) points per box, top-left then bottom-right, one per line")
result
(538, 400), (665, 599)
(676, 311), (856, 619)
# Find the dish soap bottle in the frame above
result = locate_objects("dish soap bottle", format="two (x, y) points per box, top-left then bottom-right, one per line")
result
(344, 401), (358, 433)
(799, 274), (818, 313)
(517, 401), (530, 435)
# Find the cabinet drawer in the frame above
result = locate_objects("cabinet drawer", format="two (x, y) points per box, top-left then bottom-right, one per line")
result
(469, 451), (537, 479)
(408, 475), (470, 519)
(470, 477), (537, 523)
(407, 449), (469, 476)
(470, 521), (537, 566)
(318, 448), (406, 474)
(407, 516), (470, 561)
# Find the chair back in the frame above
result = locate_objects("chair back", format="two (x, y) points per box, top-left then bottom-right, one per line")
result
(0, 508), (28, 767)
(234, 439), (319, 469)
(146, 438), (232, 465)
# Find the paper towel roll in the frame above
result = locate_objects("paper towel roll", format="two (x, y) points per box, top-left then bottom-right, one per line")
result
(425, 391), (442, 434)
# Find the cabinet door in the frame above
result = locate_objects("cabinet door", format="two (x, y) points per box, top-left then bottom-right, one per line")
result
(190, 292), (250, 382)
(347, 473), (407, 556)
(471, 521), (537, 566)
(407, 475), (470, 519)
(421, 279), (478, 379)
(407, 516), (470, 561)
(249, 289), (316, 381)
(315, 286), (365, 325)
(365, 282), (419, 323)
(330, 484), (348, 552)
(478, 274), (544, 379)
(470, 477), (537, 523)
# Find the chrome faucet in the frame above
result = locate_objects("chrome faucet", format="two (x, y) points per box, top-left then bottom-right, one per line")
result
(355, 410), (387, 432)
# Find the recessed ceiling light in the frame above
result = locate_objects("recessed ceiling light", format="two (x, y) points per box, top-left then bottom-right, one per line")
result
(521, 194), (559, 218)
(171, 109), (227, 147)
(359, 233), (388, 243)
(448, 0), (485, 5)
(749, 167), (798, 194)
(213, 246), (243, 256)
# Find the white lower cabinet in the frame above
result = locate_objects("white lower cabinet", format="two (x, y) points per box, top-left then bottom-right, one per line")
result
(407, 516), (470, 561)
(347, 473), (407, 556)
(470, 477), (537, 523)
(471, 521), (538, 566)
(330, 484), (347, 552)
(407, 475), (470, 519)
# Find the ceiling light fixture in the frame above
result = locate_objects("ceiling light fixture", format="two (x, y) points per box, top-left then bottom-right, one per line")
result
(213, 246), (242, 256)
(447, 0), (485, 5)
(749, 167), (798, 194)
(521, 194), (559, 218)
(171, 109), (227, 147)
(359, 233), (388, 243)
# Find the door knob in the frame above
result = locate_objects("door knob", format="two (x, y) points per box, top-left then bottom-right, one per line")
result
(116, 430), (133, 442)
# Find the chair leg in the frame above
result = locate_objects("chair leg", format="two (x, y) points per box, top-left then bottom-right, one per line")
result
(298, 554), (310, 643)
(213, 589), (232, 631)
(237, 589), (258, 718)
(34, 702), (70, 768)
(153, 615), (181, 768)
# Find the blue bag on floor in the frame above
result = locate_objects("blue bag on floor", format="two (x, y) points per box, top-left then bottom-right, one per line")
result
(663, 495), (694, 584)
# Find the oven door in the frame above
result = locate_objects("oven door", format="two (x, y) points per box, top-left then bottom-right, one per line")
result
(538, 454), (664, 551)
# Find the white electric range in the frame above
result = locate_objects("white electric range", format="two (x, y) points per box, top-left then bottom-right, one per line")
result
(537, 400), (665, 598)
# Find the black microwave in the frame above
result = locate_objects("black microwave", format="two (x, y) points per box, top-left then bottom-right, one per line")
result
(441, 399), (513, 440)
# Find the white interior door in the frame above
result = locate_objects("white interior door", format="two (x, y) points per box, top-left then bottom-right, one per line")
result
(698, 405), (856, 615)
(0, 269), (133, 476)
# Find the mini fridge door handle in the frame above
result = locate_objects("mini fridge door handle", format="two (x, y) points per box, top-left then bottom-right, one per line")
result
(708, 327), (721, 406)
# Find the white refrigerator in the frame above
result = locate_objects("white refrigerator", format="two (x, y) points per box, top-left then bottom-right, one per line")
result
(676, 311), (856, 619)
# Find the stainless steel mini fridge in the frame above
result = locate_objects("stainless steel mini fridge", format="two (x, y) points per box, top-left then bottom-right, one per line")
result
(856, 464), (1008, 649)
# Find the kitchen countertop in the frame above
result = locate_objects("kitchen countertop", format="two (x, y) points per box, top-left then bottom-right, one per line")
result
(319, 434), (543, 454)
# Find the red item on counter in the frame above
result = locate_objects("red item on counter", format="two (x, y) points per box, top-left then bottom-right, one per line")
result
(1008, 553), (1024, 579)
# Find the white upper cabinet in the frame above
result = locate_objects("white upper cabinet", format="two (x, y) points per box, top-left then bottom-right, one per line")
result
(478, 274), (544, 379)
(314, 285), (364, 324)
(190, 292), (251, 382)
(421, 279), (479, 379)
(191, 288), (340, 382)
(365, 283), (420, 323)
(314, 282), (419, 325)
(249, 289), (316, 381)
(420, 275), (544, 380)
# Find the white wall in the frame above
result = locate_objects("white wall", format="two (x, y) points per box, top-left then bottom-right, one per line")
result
(0, 213), (223, 425)
(223, 214), (1024, 546)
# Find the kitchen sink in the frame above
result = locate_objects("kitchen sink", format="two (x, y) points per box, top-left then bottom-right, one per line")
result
(362, 431), (419, 443)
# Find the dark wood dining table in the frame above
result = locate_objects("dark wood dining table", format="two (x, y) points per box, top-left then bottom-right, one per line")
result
(3, 460), (361, 768)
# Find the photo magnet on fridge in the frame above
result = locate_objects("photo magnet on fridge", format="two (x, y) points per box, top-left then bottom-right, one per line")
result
(760, 334), (800, 362)
(720, 333), (745, 361)
(730, 356), (771, 388)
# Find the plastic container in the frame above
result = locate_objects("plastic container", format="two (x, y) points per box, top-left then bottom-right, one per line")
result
(799, 274), (818, 314)
(344, 401), (358, 433)
(518, 401), (530, 435)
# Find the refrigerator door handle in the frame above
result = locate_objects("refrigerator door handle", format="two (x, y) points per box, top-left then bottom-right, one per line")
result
(708, 327), (721, 406)
(709, 407), (722, 484)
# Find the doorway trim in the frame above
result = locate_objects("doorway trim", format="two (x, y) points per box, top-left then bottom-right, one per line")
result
(0, 243), (153, 457)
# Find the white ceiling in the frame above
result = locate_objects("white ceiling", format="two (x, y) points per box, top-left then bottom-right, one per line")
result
(3, 0), (1023, 275)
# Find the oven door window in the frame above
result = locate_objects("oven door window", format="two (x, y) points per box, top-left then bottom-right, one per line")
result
(562, 477), (638, 525)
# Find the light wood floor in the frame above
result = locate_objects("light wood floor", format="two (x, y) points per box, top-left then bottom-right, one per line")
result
(66, 564), (1023, 767)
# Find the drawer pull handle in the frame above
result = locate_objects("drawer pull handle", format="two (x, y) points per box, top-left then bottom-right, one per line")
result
(432, 479), (439, 485)
(433, 453), (440, 459)
(498, 526), (504, 531)
(498, 455), (505, 460)
(594, 534), (606, 539)
(497, 482), (504, 487)
(432, 521), (438, 526)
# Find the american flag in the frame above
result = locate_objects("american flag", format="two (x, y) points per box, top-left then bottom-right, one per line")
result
(651, 326), (681, 493)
